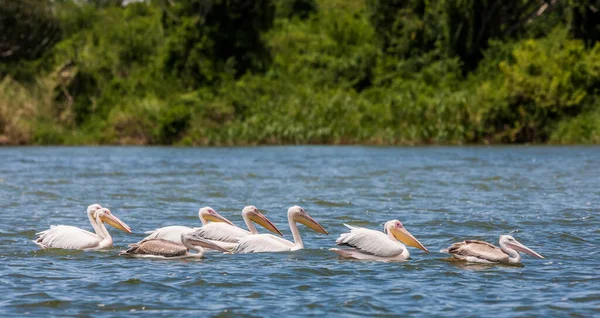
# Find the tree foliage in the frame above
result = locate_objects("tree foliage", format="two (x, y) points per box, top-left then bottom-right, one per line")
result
(0, 0), (599, 145)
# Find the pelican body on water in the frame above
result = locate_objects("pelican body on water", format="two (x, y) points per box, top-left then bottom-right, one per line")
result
(121, 232), (229, 259)
(190, 205), (283, 250)
(232, 206), (328, 253)
(444, 235), (544, 264)
(32, 203), (545, 267)
(330, 220), (429, 261)
(35, 204), (131, 250)
(142, 207), (233, 244)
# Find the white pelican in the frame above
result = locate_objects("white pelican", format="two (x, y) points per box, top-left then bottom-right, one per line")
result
(232, 206), (328, 253)
(330, 220), (429, 261)
(35, 205), (132, 250)
(121, 232), (229, 258)
(190, 205), (283, 250)
(142, 207), (233, 244)
(444, 235), (544, 264)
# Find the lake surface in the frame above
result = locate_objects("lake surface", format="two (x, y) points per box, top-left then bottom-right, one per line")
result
(0, 146), (598, 317)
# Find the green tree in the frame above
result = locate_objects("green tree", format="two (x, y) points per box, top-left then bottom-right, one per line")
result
(570, 0), (600, 46)
(161, 0), (276, 88)
(0, 0), (61, 79)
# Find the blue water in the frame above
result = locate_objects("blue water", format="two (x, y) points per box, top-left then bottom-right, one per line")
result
(0, 146), (598, 317)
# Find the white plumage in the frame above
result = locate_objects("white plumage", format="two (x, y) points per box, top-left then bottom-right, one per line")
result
(35, 225), (112, 250)
(191, 205), (283, 250)
(330, 220), (428, 261)
(232, 234), (295, 253)
(334, 224), (406, 258)
(143, 207), (233, 244)
(143, 226), (196, 243)
(233, 206), (327, 254)
(34, 205), (132, 250)
(194, 222), (248, 242)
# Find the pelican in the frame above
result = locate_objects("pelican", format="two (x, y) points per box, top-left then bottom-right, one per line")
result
(330, 220), (428, 261)
(444, 235), (544, 264)
(121, 232), (229, 258)
(35, 205), (132, 250)
(232, 206), (328, 253)
(142, 207), (233, 244)
(190, 205), (283, 250)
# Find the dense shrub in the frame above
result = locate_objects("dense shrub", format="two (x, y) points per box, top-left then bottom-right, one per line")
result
(0, 0), (599, 145)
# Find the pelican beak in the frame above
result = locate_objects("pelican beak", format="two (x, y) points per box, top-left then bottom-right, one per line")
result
(101, 213), (132, 234)
(250, 212), (283, 236)
(205, 212), (234, 226)
(296, 213), (328, 235)
(392, 227), (428, 252)
(506, 241), (544, 259)
(186, 234), (229, 253)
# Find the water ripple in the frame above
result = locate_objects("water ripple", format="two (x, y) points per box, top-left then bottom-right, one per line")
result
(0, 146), (599, 317)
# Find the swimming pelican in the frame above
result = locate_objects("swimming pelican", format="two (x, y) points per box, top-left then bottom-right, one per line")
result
(35, 205), (132, 250)
(444, 235), (544, 264)
(121, 232), (229, 258)
(232, 206), (328, 253)
(142, 207), (233, 244)
(330, 220), (428, 261)
(190, 205), (283, 250)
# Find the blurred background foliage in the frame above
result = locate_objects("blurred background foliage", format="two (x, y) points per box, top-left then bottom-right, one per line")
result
(1, 0), (599, 145)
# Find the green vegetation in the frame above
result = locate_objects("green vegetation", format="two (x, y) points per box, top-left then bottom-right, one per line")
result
(1, 0), (600, 145)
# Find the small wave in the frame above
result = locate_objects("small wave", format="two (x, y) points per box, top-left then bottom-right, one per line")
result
(32, 248), (86, 257)
(312, 199), (351, 207)
(76, 171), (126, 177)
(291, 267), (338, 277)
(24, 191), (60, 198)
(570, 294), (600, 303)
(6, 273), (78, 280)
(121, 278), (142, 285)
(208, 191), (228, 198)
(1, 229), (38, 238)
(157, 196), (201, 203)
(555, 232), (589, 243)
(367, 170), (390, 176)
(245, 292), (263, 299)
(12, 300), (71, 309)
(113, 278), (181, 292)
(183, 278), (207, 287)
(513, 305), (534, 312)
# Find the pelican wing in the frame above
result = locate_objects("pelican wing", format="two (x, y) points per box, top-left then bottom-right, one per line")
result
(192, 223), (250, 243)
(203, 240), (239, 251)
(447, 240), (508, 263)
(142, 226), (194, 244)
(123, 239), (187, 257)
(335, 224), (405, 257)
(35, 225), (102, 250)
(233, 234), (293, 253)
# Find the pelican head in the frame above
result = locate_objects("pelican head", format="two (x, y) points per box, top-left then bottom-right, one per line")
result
(95, 208), (132, 233)
(199, 207), (234, 225)
(242, 205), (283, 236)
(384, 220), (428, 252)
(499, 235), (544, 259)
(86, 204), (103, 216)
(288, 205), (328, 235)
